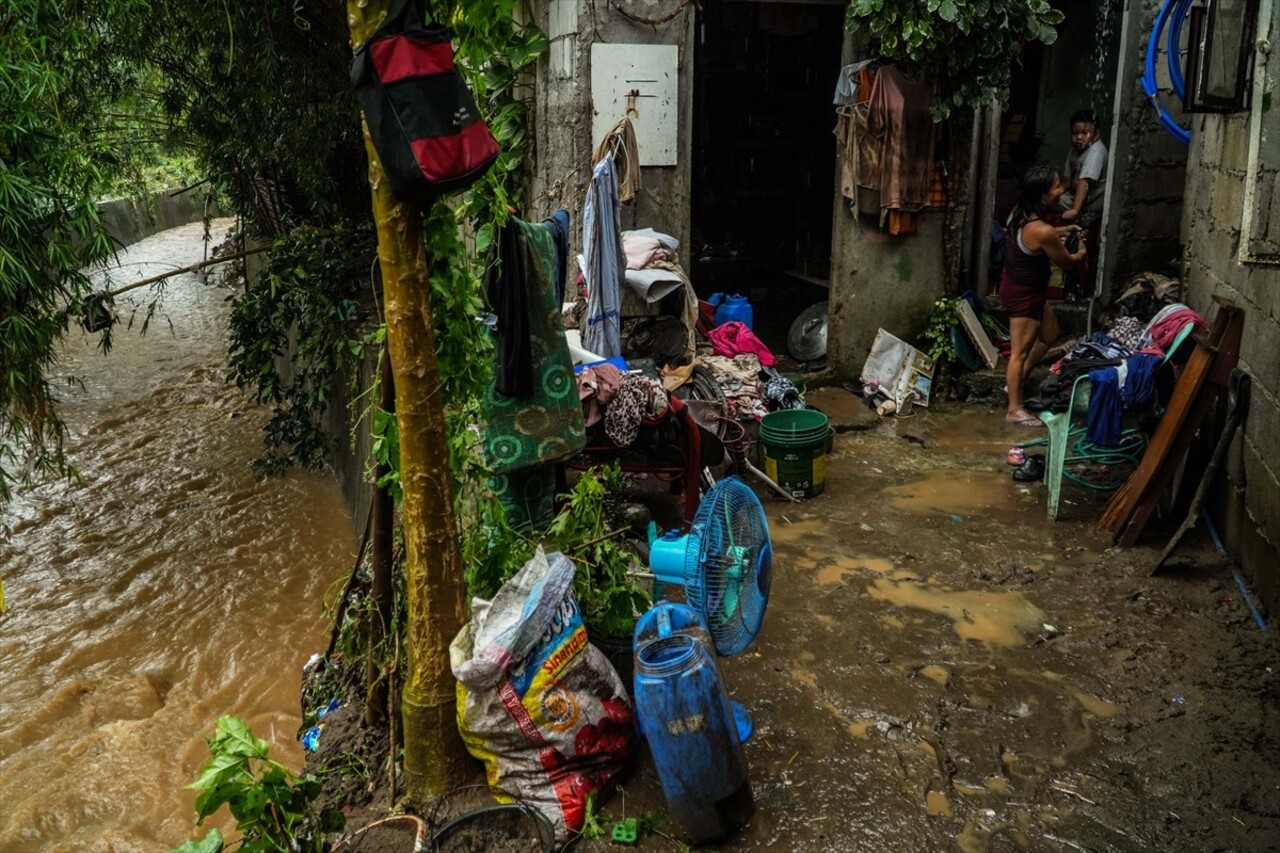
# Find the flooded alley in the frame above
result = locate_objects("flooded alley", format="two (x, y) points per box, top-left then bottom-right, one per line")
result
(575, 403), (1280, 851)
(0, 222), (354, 851)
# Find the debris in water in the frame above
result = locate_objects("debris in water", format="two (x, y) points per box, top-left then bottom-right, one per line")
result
(1168, 693), (1186, 705)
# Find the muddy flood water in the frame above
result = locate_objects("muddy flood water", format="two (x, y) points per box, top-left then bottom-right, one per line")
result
(0, 221), (354, 851)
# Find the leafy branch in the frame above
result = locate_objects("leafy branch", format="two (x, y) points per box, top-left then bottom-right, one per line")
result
(845, 0), (1065, 119)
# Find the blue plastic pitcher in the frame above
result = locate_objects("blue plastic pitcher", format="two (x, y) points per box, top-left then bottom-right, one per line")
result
(709, 293), (753, 330)
(633, 630), (754, 843)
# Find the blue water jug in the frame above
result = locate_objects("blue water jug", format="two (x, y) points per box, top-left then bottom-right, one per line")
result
(633, 631), (754, 843)
(709, 293), (753, 330)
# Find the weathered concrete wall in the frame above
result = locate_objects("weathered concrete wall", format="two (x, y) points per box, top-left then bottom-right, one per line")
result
(1100, 0), (1188, 296)
(827, 211), (948, 380)
(97, 188), (217, 249)
(825, 33), (953, 380)
(1182, 79), (1280, 613)
(528, 0), (695, 254)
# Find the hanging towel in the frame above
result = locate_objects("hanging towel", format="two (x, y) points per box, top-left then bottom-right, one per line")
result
(708, 321), (776, 367)
(543, 208), (571, 305)
(1085, 367), (1123, 448)
(486, 218), (538, 397)
(591, 117), (642, 204)
(482, 216), (587, 473)
(583, 153), (625, 358)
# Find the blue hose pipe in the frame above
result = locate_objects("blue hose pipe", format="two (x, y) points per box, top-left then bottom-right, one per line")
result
(1167, 0), (1193, 100)
(1144, 0), (1192, 146)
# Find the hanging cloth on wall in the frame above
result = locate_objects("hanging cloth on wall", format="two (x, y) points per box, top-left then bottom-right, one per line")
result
(482, 216), (586, 473)
(592, 117), (642, 205)
(582, 153), (626, 358)
(864, 65), (935, 229)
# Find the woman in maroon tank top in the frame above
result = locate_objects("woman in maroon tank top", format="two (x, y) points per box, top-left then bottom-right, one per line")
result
(1002, 164), (1087, 427)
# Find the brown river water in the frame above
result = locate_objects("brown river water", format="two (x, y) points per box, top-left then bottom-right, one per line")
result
(0, 221), (354, 851)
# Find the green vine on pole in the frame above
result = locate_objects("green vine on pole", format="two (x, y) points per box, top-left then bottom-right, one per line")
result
(845, 0), (1065, 119)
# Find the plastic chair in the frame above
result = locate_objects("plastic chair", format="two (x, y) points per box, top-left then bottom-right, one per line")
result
(1039, 321), (1196, 518)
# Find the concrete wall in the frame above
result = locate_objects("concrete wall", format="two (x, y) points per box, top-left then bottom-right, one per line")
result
(529, 0), (695, 253)
(827, 211), (948, 379)
(97, 188), (217, 249)
(1181, 3), (1280, 613)
(1100, 0), (1189, 297)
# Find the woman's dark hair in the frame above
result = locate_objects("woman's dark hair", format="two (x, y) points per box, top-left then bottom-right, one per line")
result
(1011, 163), (1059, 231)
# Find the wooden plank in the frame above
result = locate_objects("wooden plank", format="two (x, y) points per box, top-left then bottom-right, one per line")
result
(1097, 300), (1244, 543)
(1097, 344), (1214, 533)
(957, 298), (999, 369)
(1115, 305), (1243, 546)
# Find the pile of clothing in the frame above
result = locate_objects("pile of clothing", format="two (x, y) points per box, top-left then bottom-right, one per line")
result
(1032, 302), (1204, 447)
(575, 363), (669, 448)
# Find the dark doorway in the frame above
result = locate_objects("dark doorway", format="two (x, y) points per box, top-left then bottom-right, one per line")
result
(690, 0), (845, 345)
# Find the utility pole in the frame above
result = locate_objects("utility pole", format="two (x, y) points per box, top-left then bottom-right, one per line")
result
(347, 0), (470, 799)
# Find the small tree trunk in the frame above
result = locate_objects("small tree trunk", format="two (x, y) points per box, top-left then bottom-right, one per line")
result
(348, 0), (470, 798)
(367, 353), (395, 726)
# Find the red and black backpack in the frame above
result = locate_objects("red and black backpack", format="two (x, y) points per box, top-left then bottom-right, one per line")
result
(351, 0), (500, 204)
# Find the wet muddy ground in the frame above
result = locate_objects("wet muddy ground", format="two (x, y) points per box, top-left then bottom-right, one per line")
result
(327, 391), (1280, 851)
(575, 395), (1280, 851)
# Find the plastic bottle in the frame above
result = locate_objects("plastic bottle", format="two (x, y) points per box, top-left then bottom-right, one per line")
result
(632, 633), (754, 843)
(712, 294), (753, 330)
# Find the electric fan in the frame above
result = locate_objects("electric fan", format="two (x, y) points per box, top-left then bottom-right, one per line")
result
(641, 475), (774, 739)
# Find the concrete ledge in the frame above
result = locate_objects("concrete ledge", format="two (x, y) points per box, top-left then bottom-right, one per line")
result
(98, 188), (219, 250)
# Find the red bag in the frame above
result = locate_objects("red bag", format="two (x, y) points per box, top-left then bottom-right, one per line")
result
(351, 0), (499, 204)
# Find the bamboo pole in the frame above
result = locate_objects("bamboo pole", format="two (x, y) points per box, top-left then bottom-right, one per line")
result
(100, 244), (270, 298)
(348, 1), (470, 799)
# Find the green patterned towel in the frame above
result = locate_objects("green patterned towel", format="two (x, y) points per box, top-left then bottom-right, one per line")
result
(482, 217), (586, 473)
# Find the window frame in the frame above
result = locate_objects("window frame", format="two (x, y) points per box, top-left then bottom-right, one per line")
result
(1186, 0), (1262, 113)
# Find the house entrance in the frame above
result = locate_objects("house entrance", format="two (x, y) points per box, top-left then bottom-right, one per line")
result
(690, 0), (845, 348)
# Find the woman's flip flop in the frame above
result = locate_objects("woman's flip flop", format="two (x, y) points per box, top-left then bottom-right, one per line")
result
(1004, 413), (1044, 428)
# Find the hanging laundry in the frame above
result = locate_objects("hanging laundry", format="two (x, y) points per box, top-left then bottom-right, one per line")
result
(485, 216), (535, 397)
(543, 209), (571, 304)
(582, 153), (626, 358)
(707, 321), (776, 366)
(592, 117), (642, 204)
(863, 65), (935, 230)
(482, 216), (586, 474)
(832, 59), (874, 106)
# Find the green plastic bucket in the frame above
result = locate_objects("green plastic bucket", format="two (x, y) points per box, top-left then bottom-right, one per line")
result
(759, 409), (830, 499)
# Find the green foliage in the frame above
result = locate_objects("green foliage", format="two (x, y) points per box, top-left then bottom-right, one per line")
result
(548, 466), (650, 640)
(0, 0), (133, 499)
(226, 225), (377, 473)
(464, 466), (650, 641)
(845, 0), (1065, 119)
(922, 297), (960, 368)
(125, 1), (368, 235)
(174, 715), (343, 853)
(168, 829), (224, 853)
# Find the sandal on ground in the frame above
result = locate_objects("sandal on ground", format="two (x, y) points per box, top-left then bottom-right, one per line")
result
(1004, 411), (1044, 428)
(1013, 455), (1046, 482)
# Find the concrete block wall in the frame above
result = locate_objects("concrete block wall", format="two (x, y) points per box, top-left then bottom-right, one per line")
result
(528, 0), (695, 257)
(1182, 107), (1280, 613)
(1101, 0), (1189, 295)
